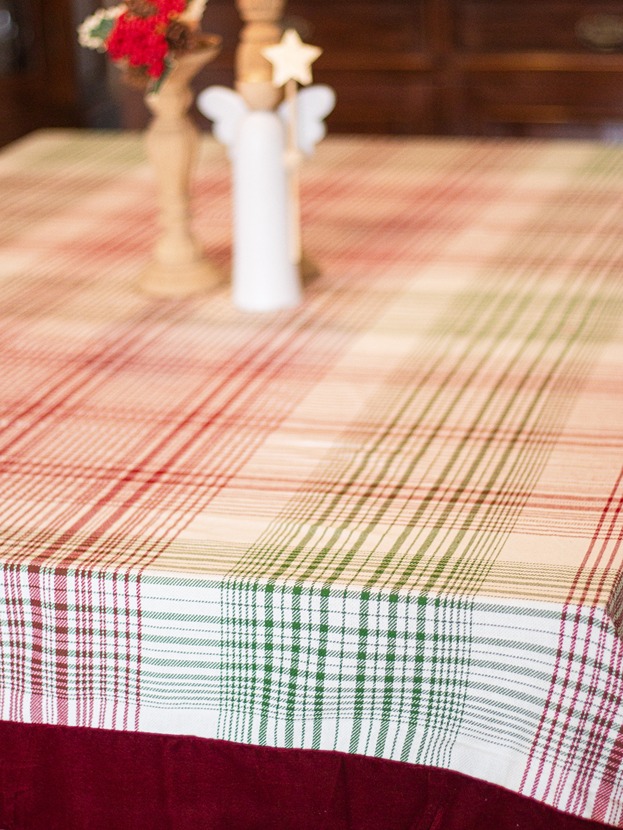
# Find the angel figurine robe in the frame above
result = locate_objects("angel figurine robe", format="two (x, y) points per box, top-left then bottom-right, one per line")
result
(198, 83), (335, 313)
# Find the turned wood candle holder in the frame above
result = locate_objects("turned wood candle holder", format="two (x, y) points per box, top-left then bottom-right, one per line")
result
(235, 0), (285, 109)
(139, 37), (222, 298)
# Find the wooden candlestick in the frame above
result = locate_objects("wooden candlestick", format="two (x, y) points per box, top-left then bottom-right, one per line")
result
(235, 0), (285, 110)
(139, 38), (222, 297)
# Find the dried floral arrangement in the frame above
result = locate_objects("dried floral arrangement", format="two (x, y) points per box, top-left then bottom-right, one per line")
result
(78, 0), (213, 90)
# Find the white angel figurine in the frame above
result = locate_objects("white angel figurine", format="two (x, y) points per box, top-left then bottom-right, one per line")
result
(197, 83), (335, 313)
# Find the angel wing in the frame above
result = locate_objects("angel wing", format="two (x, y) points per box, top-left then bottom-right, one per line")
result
(197, 86), (248, 149)
(279, 85), (336, 156)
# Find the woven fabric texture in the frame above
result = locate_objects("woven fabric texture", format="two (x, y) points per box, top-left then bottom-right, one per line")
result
(0, 131), (622, 825)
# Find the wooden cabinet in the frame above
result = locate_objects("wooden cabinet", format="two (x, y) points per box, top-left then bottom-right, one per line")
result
(0, 0), (113, 147)
(4, 0), (623, 144)
(198, 0), (623, 137)
(453, 0), (623, 136)
(283, 0), (440, 133)
(0, 0), (80, 146)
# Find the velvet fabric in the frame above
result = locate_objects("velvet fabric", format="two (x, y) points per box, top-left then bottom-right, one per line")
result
(0, 721), (614, 830)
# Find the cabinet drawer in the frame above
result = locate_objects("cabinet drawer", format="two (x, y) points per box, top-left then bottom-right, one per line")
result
(465, 69), (623, 124)
(316, 71), (438, 134)
(286, 1), (430, 58)
(455, 1), (623, 53)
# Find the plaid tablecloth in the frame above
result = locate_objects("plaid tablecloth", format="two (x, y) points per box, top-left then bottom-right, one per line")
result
(0, 130), (622, 825)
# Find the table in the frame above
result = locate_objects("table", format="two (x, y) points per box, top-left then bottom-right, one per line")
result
(0, 130), (622, 829)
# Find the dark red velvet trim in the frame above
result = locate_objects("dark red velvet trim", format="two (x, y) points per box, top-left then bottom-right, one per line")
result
(0, 720), (615, 829)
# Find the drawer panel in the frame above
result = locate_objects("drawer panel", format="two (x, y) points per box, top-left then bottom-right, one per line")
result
(465, 70), (623, 122)
(315, 71), (439, 134)
(286, 1), (430, 56)
(455, 1), (623, 53)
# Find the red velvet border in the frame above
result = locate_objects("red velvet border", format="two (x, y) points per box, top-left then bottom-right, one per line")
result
(0, 721), (615, 829)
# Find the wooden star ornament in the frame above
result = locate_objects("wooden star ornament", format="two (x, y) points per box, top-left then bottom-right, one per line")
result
(262, 28), (322, 88)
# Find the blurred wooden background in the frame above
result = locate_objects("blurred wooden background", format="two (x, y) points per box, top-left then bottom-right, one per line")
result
(4, 0), (623, 147)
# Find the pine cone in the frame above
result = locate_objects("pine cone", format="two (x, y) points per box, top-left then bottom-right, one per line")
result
(126, 0), (158, 17)
(165, 21), (200, 53)
(121, 64), (150, 90)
